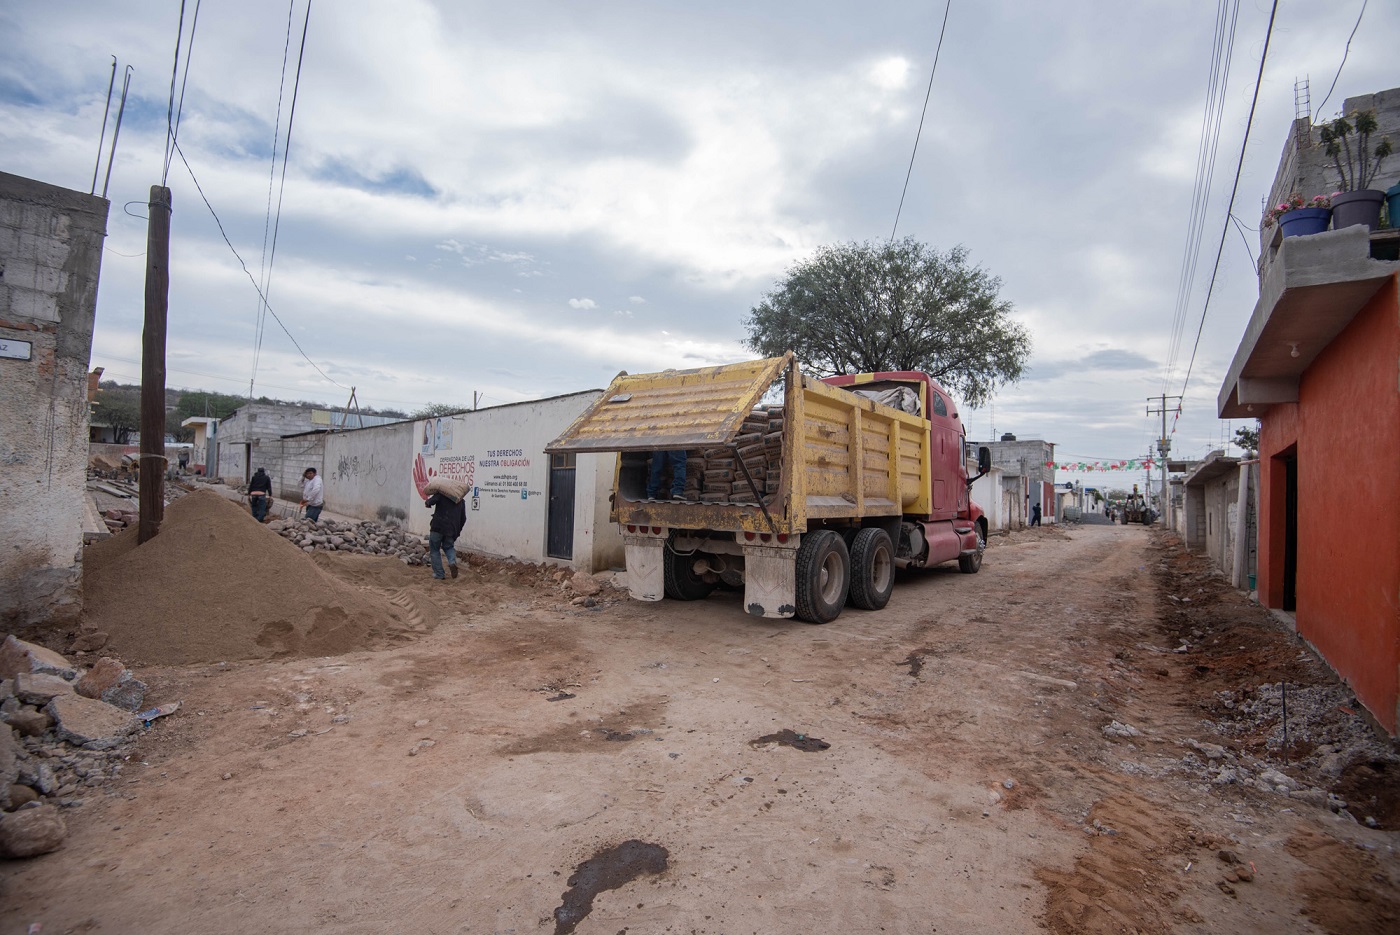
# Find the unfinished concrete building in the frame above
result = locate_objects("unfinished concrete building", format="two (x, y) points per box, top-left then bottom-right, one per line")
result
(0, 172), (109, 628)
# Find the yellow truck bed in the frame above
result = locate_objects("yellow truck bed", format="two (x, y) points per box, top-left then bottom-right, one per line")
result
(548, 354), (932, 534)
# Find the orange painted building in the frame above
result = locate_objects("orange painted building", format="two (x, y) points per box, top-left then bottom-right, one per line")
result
(1219, 226), (1400, 733)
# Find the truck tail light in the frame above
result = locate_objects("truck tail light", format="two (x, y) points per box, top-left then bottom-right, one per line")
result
(776, 533), (789, 543)
(627, 524), (636, 533)
(651, 526), (662, 534)
(759, 533), (772, 542)
(743, 532), (755, 541)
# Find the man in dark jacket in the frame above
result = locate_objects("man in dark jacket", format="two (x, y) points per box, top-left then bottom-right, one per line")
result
(425, 491), (467, 579)
(248, 467), (273, 522)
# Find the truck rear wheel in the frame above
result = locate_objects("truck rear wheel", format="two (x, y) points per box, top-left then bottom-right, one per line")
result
(663, 544), (715, 601)
(848, 528), (895, 610)
(795, 529), (849, 624)
(958, 520), (986, 574)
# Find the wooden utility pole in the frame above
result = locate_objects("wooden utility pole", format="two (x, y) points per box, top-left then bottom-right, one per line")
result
(138, 185), (172, 543)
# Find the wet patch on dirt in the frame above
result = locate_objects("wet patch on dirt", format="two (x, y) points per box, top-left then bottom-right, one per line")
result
(750, 729), (830, 752)
(546, 692), (576, 702)
(897, 649), (932, 678)
(497, 699), (667, 755)
(552, 839), (669, 935)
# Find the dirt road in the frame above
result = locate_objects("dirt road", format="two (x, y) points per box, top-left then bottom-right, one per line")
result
(4, 523), (1398, 933)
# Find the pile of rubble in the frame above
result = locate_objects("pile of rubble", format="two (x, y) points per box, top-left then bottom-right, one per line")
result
(1, 637), (152, 859)
(267, 516), (431, 565)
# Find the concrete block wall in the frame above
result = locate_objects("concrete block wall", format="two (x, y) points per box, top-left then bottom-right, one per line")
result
(214, 403), (321, 484)
(323, 421), (415, 524)
(0, 172), (109, 629)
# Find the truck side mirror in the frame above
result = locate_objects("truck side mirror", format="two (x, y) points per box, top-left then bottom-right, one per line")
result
(978, 446), (991, 474)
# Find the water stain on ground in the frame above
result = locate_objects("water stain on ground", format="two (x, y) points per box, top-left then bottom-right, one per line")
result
(496, 699), (667, 755)
(546, 692), (576, 702)
(750, 729), (830, 752)
(552, 839), (669, 935)
(897, 649), (934, 678)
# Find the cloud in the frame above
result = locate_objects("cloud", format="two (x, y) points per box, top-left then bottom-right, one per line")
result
(629, 295), (646, 304)
(568, 297), (597, 310)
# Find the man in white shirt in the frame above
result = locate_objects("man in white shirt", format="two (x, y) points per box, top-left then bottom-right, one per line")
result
(300, 467), (325, 522)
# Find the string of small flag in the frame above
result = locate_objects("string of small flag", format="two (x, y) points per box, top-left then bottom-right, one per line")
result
(1045, 459), (1159, 472)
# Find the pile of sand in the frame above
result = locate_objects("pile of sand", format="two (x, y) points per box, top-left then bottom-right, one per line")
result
(83, 490), (415, 666)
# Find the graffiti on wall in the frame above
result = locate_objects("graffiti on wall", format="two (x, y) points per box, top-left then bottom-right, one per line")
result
(334, 452), (389, 487)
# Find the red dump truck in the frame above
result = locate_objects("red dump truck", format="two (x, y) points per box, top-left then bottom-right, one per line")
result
(547, 353), (991, 623)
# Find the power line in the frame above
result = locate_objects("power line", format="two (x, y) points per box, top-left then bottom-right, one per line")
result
(252, 0), (309, 397)
(1178, 0), (1279, 399)
(162, 0), (188, 186)
(1314, 0), (1367, 117)
(889, 0), (952, 242)
(1162, 0), (1239, 394)
(169, 0), (202, 176)
(170, 137), (348, 391)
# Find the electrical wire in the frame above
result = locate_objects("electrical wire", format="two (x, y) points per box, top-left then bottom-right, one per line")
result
(1162, 0), (1239, 395)
(168, 0), (202, 178)
(1314, 0), (1367, 117)
(889, 0), (952, 242)
(171, 137), (347, 391)
(1228, 212), (1256, 269)
(251, 0), (301, 397)
(1178, 0), (1279, 399)
(251, 0), (313, 397)
(161, 0), (188, 186)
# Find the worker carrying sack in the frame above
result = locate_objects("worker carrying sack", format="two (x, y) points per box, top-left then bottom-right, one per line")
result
(425, 477), (470, 502)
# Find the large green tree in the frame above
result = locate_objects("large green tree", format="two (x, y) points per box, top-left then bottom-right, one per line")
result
(744, 238), (1030, 407)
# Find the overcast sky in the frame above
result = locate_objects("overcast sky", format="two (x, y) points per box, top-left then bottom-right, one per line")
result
(3, 1), (1395, 488)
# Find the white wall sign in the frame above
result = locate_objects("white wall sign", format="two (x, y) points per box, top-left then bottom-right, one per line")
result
(0, 339), (34, 361)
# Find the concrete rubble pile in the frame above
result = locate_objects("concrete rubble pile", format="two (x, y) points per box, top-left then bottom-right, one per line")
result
(0, 636), (151, 859)
(267, 516), (432, 565)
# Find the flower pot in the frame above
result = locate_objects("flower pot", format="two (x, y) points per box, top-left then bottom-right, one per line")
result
(1330, 189), (1385, 231)
(1278, 207), (1331, 238)
(1385, 182), (1400, 229)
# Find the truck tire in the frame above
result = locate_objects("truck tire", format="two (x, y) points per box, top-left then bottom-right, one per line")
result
(958, 520), (986, 574)
(848, 527), (895, 610)
(664, 545), (715, 601)
(795, 529), (849, 624)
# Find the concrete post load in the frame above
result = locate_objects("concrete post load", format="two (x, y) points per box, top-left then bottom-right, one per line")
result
(547, 354), (991, 623)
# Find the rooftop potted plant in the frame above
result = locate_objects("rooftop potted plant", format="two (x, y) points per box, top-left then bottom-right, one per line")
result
(1263, 193), (1332, 238)
(1318, 109), (1394, 231)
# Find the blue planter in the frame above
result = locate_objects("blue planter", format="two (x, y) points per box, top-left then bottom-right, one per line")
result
(1278, 207), (1331, 238)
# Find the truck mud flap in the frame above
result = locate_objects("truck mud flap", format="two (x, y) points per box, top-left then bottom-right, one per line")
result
(742, 544), (797, 619)
(624, 536), (665, 601)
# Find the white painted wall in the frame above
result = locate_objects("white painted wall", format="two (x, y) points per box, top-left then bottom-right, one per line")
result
(323, 422), (416, 525)
(970, 466), (1006, 530)
(403, 393), (621, 570)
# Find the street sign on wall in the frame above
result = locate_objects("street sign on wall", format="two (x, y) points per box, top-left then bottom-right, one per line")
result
(0, 338), (33, 361)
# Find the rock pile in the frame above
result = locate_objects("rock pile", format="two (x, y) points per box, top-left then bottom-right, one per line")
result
(1, 636), (151, 859)
(267, 516), (431, 565)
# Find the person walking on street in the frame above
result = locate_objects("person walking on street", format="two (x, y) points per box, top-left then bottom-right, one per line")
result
(248, 467), (273, 522)
(425, 490), (467, 580)
(300, 467), (324, 522)
(1031, 503), (1042, 527)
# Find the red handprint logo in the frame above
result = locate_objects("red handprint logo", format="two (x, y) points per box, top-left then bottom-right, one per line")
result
(413, 453), (436, 501)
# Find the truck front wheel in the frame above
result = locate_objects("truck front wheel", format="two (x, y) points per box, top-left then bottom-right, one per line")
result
(958, 520), (986, 574)
(663, 544), (716, 601)
(795, 530), (849, 624)
(848, 527), (895, 610)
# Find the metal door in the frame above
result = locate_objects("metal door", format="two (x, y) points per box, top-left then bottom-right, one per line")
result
(547, 452), (577, 560)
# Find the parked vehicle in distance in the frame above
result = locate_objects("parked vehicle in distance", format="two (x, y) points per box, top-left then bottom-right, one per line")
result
(1121, 485), (1151, 525)
(547, 354), (990, 623)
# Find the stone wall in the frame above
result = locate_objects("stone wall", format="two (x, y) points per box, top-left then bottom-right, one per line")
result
(0, 172), (109, 629)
